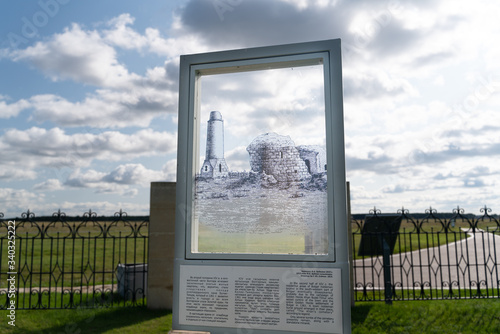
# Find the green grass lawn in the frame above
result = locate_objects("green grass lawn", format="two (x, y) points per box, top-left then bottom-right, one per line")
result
(352, 298), (500, 334)
(0, 307), (171, 334)
(198, 218), (485, 257)
(197, 223), (306, 254)
(0, 222), (148, 289)
(350, 218), (494, 260)
(0, 291), (146, 310)
(0, 298), (498, 333)
(2, 217), (497, 289)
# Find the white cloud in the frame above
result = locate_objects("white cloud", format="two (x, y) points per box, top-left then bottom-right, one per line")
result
(33, 179), (63, 191)
(162, 159), (177, 181)
(10, 23), (137, 88)
(102, 163), (165, 185)
(1, 17), (186, 128)
(0, 167), (37, 181)
(103, 14), (149, 51)
(28, 84), (177, 128)
(0, 127), (177, 172)
(102, 13), (209, 58)
(64, 168), (132, 195)
(433, 75), (445, 86)
(0, 97), (31, 119)
(343, 68), (417, 101)
(179, 0), (351, 48)
(64, 163), (166, 195)
(0, 188), (44, 216)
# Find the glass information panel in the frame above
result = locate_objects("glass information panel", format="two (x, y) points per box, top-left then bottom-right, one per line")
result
(191, 55), (329, 255)
(174, 39), (351, 334)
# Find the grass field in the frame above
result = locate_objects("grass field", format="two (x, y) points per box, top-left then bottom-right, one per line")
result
(0, 222), (148, 289)
(0, 290), (145, 310)
(197, 217), (491, 256)
(2, 217), (497, 289)
(197, 223), (307, 254)
(351, 218), (498, 260)
(0, 298), (498, 333)
(0, 307), (171, 334)
(351, 298), (500, 334)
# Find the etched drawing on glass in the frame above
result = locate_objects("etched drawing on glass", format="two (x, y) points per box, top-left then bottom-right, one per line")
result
(193, 61), (328, 255)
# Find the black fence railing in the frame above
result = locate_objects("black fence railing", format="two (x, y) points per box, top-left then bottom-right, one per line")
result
(352, 206), (500, 303)
(0, 210), (148, 309)
(2, 205), (499, 308)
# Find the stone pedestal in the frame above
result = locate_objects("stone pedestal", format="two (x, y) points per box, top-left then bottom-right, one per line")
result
(148, 182), (176, 310)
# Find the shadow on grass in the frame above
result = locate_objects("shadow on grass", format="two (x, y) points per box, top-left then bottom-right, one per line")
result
(351, 303), (373, 326)
(15, 307), (171, 334)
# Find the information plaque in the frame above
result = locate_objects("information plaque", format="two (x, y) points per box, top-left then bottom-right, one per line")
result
(179, 265), (342, 333)
(173, 39), (351, 334)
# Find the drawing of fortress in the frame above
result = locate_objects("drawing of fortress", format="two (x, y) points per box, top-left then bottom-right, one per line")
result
(200, 111), (326, 182)
(247, 133), (326, 182)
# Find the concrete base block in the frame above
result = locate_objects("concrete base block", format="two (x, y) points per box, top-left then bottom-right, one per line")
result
(147, 182), (176, 310)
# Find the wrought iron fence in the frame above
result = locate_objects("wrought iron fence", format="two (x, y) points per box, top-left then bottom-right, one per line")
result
(352, 206), (500, 303)
(3, 205), (499, 308)
(0, 209), (148, 309)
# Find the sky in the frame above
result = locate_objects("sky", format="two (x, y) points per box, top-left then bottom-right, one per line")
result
(1, 0), (500, 217)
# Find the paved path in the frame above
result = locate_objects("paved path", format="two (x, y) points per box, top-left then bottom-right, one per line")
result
(354, 229), (500, 290)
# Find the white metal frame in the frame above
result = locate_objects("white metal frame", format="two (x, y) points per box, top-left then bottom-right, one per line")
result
(173, 39), (351, 334)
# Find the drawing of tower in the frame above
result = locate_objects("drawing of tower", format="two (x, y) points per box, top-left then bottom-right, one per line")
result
(200, 111), (229, 178)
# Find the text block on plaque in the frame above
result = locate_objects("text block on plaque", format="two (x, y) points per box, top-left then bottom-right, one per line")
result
(179, 265), (343, 333)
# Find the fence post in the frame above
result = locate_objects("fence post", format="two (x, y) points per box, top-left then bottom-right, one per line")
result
(148, 182), (176, 310)
(381, 238), (393, 305)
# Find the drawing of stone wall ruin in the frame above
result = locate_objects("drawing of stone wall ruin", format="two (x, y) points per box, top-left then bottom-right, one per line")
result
(247, 133), (324, 183)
